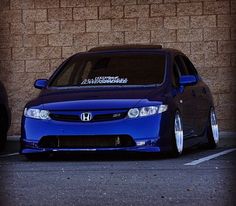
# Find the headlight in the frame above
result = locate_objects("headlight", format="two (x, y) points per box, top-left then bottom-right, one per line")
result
(24, 108), (50, 120)
(128, 105), (168, 118)
(128, 108), (139, 118)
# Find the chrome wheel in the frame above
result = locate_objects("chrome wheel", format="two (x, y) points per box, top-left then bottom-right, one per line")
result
(210, 108), (219, 145)
(174, 112), (184, 154)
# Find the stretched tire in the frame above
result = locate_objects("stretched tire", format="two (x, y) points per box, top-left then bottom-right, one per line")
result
(207, 107), (219, 149)
(171, 111), (184, 157)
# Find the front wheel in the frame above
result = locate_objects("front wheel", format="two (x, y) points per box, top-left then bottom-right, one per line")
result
(207, 107), (219, 149)
(171, 111), (184, 157)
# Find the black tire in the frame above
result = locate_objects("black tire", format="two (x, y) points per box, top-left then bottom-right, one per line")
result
(0, 108), (7, 151)
(171, 111), (184, 157)
(206, 107), (219, 149)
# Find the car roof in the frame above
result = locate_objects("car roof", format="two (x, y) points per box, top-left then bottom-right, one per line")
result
(88, 44), (182, 55)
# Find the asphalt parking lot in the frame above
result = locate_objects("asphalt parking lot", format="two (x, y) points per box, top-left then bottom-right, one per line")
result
(0, 136), (235, 206)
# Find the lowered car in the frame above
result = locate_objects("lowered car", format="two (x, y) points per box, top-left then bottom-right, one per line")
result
(21, 45), (219, 159)
(0, 81), (11, 151)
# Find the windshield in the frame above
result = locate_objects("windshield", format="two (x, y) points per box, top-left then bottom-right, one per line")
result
(49, 52), (166, 87)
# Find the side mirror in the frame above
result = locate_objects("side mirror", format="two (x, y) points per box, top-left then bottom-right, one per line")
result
(179, 75), (197, 86)
(34, 79), (48, 89)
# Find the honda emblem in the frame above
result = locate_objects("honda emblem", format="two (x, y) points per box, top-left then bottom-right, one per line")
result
(80, 112), (93, 122)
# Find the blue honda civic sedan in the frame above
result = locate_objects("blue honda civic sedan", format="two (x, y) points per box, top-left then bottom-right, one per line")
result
(21, 45), (219, 159)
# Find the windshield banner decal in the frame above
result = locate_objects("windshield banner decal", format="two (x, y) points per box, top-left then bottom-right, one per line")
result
(81, 76), (128, 85)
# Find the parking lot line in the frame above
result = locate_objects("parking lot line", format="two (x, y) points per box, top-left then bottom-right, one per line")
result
(184, 148), (236, 166)
(0, 152), (19, 158)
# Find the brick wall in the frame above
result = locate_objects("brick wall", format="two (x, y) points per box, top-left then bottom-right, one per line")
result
(0, 0), (235, 135)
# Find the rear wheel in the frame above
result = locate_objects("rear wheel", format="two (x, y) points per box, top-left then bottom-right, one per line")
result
(207, 107), (219, 149)
(171, 111), (184, 157)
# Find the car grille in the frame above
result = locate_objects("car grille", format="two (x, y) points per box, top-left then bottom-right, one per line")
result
(49, 112), (127, 122)
(38, 135), (136, 149)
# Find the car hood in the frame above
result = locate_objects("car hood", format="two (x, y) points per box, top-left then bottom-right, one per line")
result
(29, 86), (165, 110)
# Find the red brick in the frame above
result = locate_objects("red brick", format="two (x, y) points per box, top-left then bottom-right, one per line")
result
(205, 53), (231, 67)
(189, 54), (204, 68)
(48, 8), (72, 21)
(0, 60), (25, 73)
(99, 32), (124, 45)
(112, 19), (136, 31)
(191, 15), (216, 28)
(125, 5), (149, 18)
(138, 0), (162, 4)
(218, 67), (236, 82)
(73, 7), (98, 20)
(86, 0), (110, 6)
(177, 29), (203, 42)
(35, 0), (59, 8)
(60, 0), (85, 7)
(232, 28), (236, 40)
(23, 9), (47, 22)
(60, 21), (85, 33)
(26, 60), (50, 72)
(191, 42), (217, 54)
(111, 0), (136, 5)
(99, 6), (124, 19)
(62, 46), (86, 58)
(11, 23), (35, 34)
(218, 41), (236, 54)
(0, 24), (10, 34)
(0, 10), (21, 23)
(50, 59), (65, 71)
(204, 28), (230, 41)
(0, 0), (10, 10)
(164, 42), (190, 54)
(217, 15), (236, 28)
(204, 1), (230, 15)
(164, 17), (189, 29)
(0, 48), (11, 60)
(125, 31), (150, 44)
(177, 3), (202, 16)
(12, 47), (36, 60)
(231, 54), (236, 66)
(0, 35), (23, 48)
(36, 22), (60, 34)
(151, 4), (176, 17)
(86, 20), (111, 32)
(49, 33), (73, 46)
(138, 18), (163, 31)
(23, 35), (48, 47)
(232, 1), (236, 14)
(151, 29), (176, 43)
(10, 0), (34, 9)
(36, 47), (61, 59)
(74, 33), (98, 46)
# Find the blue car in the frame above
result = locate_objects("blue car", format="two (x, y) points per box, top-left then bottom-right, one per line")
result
(0, 81), (11, 151)
(21, 45), (219, 159)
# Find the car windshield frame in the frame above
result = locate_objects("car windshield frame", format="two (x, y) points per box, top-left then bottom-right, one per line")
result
(48, 51), (168, 89)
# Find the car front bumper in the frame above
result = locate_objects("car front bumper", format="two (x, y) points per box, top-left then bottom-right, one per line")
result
(21, 112), (173, 154)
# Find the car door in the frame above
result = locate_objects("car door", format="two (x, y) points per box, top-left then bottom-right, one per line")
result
(173, 55), (197, 138)
(181, 56), (209, 136)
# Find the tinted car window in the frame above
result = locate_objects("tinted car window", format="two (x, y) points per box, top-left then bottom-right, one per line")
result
(181, 56), (198, 76)
(174, 55), (188, 75)
(49, 53), (166, 87)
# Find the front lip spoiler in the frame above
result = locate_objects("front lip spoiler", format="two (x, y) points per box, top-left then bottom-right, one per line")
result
(21, 146), (161, 154)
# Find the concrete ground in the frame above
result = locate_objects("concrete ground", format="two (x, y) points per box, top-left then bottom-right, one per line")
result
(0, 135), (235, 206)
